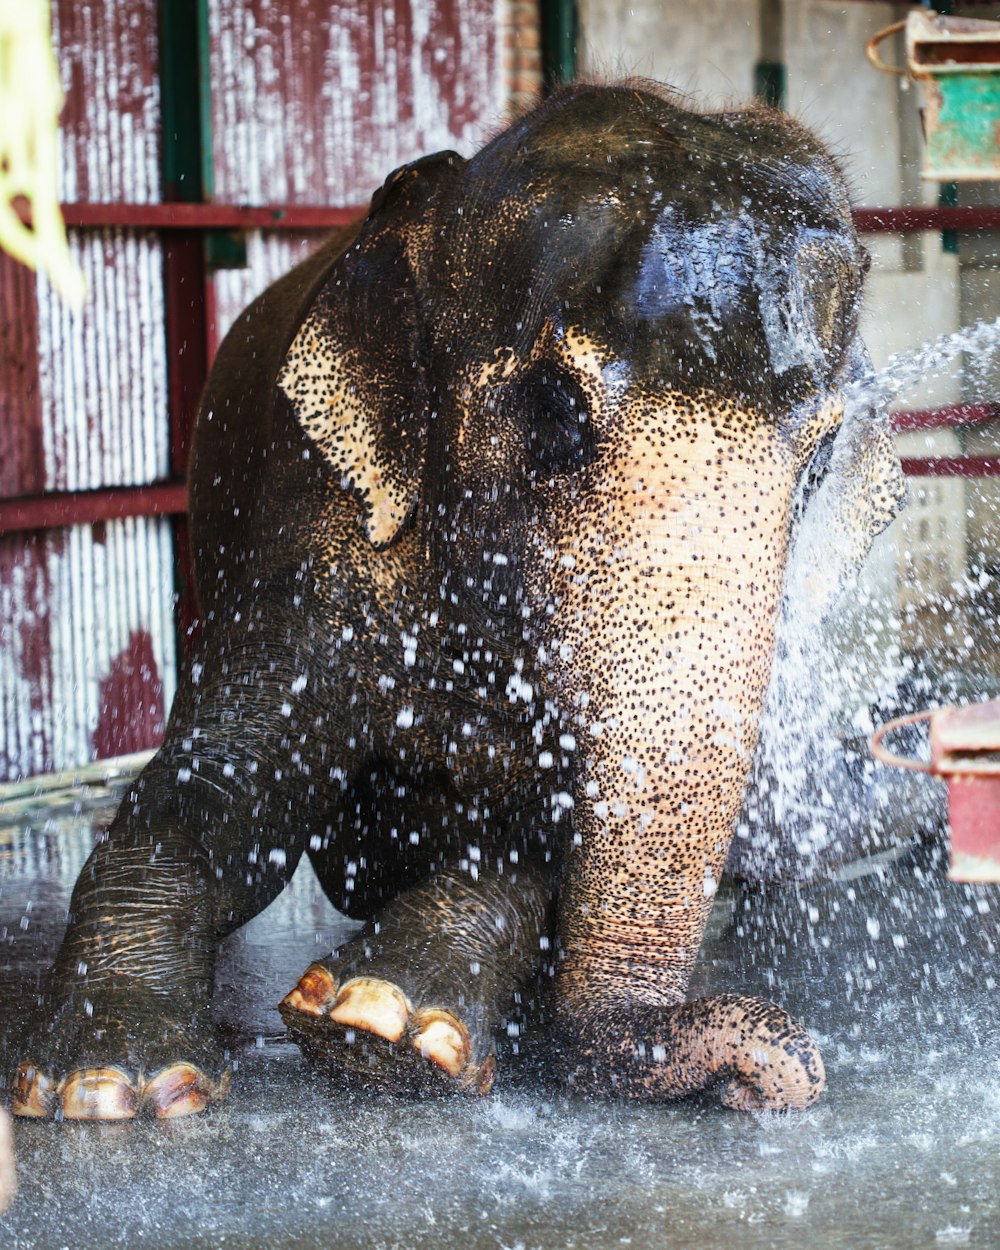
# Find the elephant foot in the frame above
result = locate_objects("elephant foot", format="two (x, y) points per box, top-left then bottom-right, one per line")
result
(14, 1059), (230, 1121)
(11, 981), (230, 1121)
(279, 962), (496, 1095)
(558, 994), (825, 1112)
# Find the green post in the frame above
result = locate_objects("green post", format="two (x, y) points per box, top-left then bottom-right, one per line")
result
(754, 62), (786, 110)
(197, 0), (214, 201)
(939, 180), (959, 255)
(542, 0), (578, 93)
(755, 0), (785, 110)
(160, 0), (245, 268)
(932, 0), (961, 271)
(160, 0), (206, 203)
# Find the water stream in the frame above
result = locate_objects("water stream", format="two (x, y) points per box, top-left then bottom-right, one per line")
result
(736, 318), (1000, 881)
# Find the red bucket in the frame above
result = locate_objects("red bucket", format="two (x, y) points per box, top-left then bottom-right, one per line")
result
(871, 699), (1000, 883)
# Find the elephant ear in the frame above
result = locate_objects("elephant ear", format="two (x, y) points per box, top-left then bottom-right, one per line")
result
(278, 151), (463, 547)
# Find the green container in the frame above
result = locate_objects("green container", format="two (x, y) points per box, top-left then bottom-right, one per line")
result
(908, 12), (1000, 182)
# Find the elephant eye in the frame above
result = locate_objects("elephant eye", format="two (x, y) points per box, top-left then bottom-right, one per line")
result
(795, 427), (838, 521)
(518, 364), (595, 477)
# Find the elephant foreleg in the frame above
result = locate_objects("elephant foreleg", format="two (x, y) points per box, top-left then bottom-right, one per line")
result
(12, 601), (349, 1120)
(13, 816), (226, 1120)
(280, 864), (551, 1094)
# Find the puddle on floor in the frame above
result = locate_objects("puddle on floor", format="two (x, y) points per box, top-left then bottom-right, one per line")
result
(0, 797), (997, 1249)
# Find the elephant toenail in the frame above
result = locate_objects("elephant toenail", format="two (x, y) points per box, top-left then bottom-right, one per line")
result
(280, 963), (338, 1016)
(60, 1067), (138, 1120)
(11, 1063), (58, 1118)
(409, 1009), (472, 1077)
(143, 1062), (225, 1119)
(326, 978), (412, 1043)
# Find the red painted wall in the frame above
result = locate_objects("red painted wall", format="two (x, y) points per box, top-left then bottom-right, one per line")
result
(0, 0), (511, 782)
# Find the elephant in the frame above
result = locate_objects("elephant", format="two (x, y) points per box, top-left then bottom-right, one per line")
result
(11, 81), (905, 1121)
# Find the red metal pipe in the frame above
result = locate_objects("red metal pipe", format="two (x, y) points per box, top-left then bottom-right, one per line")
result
(0, 484), (188, 535)
(161, 230), (210, 646)
(163, 235), (209, 477)
(891, 403), (1000, 431)
(853, 206), (1000, 233)
(23, 202), (1000, 236)
(900, 456), (1000, 477)
(22, 202), (367, 231)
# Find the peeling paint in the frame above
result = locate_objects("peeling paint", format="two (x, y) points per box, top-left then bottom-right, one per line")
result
(1, 0), (504, 779)
(93, 628), (166, 761)
(0, 518), (177, 781)
(208, 0), (505, 340)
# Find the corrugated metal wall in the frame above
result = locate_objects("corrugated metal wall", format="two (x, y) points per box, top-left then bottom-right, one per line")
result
(0, 0), (507, 782)
(0, 0), (174, 783)
(209, 0), (503, 341)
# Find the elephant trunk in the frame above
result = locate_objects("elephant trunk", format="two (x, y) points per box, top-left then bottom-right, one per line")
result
(532, 398), (825, 1105)
(554, 584), (776, 1013)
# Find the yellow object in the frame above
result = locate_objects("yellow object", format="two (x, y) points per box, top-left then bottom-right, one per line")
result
(0, 0), (85, 306)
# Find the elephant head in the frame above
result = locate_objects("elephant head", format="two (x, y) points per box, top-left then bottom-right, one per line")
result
(279, 83), (905, 1106)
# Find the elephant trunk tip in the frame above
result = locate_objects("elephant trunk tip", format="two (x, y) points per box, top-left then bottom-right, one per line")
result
(551, 992), (825, 1112)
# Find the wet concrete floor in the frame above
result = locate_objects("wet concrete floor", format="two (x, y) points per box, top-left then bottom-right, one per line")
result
(0, 782), (997, 1249)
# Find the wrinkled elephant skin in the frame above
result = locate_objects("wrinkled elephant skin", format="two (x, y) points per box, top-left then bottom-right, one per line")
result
(11, 83), (904, 1119)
